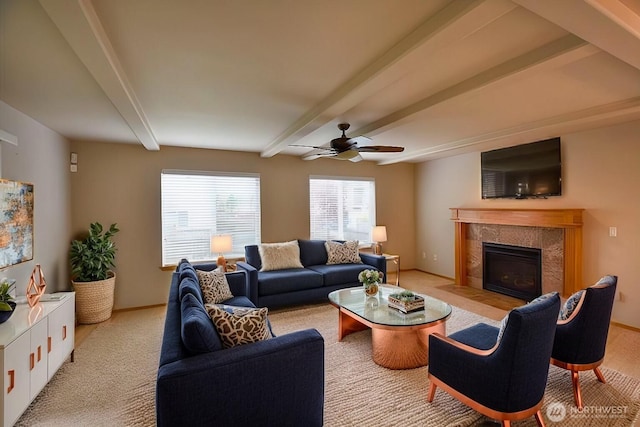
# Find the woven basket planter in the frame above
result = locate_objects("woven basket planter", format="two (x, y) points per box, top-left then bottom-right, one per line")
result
(73, 271), (116, 324)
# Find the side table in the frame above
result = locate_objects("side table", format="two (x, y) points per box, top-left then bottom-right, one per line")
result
(383, 254), (400, 286)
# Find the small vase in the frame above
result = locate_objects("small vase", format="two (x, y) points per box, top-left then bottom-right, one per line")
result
(364, 282), (379, 297)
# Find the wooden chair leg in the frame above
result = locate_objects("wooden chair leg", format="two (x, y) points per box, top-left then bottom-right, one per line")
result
(594, 367), (606, 383)
(534, 410), (546, 427)
(427, 382), (437, 403)
(501, 421), (510, 427)
(571, 370), (583, 409)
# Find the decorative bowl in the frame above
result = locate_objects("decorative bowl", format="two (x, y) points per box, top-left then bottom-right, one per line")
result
(0, 302), (16, 324)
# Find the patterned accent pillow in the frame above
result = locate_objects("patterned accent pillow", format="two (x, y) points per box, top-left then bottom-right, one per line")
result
(498, 292), (558, 344)
(496, 313), (509, 344)
(196, 268), (234, 304)
(206, 305), (272, 348)
(559, 290), (585, 320)
(259, 240), (304, 271)
(325, 240), (362, 265)
(595, 275), (617, 286)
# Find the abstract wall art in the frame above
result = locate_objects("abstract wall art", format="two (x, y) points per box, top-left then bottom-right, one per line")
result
(0, 179), (34, 269)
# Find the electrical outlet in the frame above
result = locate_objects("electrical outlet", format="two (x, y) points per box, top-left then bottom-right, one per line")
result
(422, 252), (426, 259)
(609, 226), (617, 237)
(432, 254), (438, 261)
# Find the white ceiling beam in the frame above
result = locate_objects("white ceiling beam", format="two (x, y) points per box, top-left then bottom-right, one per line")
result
(0, 129), (18, 145)
(351, 35), (594, 138)
(39, 0), (159, 150)
(513, 0), (640, 71)
(260, 0), (518, 158)
(378, 96), (640, 164)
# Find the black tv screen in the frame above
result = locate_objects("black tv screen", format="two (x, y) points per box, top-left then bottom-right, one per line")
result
(481, 137), (561, 199)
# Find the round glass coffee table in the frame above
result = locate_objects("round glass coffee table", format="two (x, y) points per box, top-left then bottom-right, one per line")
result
(328, 285), (452, 369)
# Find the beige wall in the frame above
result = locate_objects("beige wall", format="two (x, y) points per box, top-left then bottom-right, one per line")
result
(416, 119), (640, 328)
(69, 142), (415, 309)
(0, 101), (71, 294)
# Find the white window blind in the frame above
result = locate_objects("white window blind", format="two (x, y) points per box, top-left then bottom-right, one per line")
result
(161, 170), (261, 266)
(309, 176), (375, 242)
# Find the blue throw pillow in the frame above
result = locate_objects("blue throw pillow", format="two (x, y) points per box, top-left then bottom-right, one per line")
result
(178, 276), (203, 304)
(179, 264), (198, 283)
(181, 293), (223, 353)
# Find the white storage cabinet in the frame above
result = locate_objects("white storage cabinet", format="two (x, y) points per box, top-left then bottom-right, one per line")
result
(0, 293), (75, 426)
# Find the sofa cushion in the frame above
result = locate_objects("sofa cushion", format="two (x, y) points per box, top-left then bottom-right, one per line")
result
(307, 263), (371, 287)
(325, 240), (362, 265)
(179, 262), (199, 283)
(223, 295), (256, 308)
(298, 239), (328, 267)
(257, 269), (324, 296)
(197, 268), (234, 304)
(178, 276), (203, 304)
(181, 293), (223, 353)
(207, 305), (271, 348)
(259, 241), (304, 271)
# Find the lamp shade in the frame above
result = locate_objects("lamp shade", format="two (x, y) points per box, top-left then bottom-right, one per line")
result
(210, 235), (232, 253)
(372, 226), (387, 243)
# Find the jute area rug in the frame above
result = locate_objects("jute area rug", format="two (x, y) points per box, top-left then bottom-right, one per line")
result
(16, 303), (640, 426)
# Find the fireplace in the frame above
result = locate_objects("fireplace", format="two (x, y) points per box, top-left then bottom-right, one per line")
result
(483, 242), (541, 301)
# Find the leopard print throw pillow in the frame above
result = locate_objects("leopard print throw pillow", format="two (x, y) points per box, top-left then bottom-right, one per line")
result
(196, 268), (234, 304)
(325, 240), (362, 265)
(207, 305), (271, 348)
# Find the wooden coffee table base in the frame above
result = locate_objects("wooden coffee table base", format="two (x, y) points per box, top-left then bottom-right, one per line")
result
(337, 308), (447, 370)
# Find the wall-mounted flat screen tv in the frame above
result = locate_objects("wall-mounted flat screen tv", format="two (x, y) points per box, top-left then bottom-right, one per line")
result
(481, 137), (561, 199)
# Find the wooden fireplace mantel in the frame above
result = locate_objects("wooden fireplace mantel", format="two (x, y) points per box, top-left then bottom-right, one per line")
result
(450, 208), (584, 296)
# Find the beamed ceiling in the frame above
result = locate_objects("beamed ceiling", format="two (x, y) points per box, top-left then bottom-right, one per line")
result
(1, 0), (640, 164)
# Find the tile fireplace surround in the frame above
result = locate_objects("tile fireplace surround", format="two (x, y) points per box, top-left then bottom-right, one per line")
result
(450, 208), (583, 297)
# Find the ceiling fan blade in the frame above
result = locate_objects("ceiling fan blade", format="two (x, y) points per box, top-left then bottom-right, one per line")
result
(290, 144), (331, 150)
(348, 136), (372, 145)
(302, 149), (336, 161)
(349, 153), (363, 163)
(356, 145), (405, 153)
(302, 153), (332, 161)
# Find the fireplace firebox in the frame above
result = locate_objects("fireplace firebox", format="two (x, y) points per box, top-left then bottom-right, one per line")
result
(483, 242), (541, 301)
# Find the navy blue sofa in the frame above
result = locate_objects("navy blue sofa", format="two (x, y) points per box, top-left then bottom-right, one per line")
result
(236, 239), (387, 308)
(156, 260), (325, 427)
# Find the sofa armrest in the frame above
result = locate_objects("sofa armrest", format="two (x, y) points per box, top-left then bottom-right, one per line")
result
(359, 253), (387, 278)
(236, 261), (259, 304)
(157, 329), (324, 427)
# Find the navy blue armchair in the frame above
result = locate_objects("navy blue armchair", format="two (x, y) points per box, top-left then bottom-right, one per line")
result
(551, 275), (617, 409)
(427, 293), (560, 427)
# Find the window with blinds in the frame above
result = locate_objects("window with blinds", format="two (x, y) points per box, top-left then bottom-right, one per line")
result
(309, 176), (375, 242)
(161, 170), (261, 266)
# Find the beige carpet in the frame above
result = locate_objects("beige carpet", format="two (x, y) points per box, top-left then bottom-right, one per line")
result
(16, 304), (640, 426)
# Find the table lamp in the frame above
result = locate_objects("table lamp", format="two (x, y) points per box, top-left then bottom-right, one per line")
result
(211, 235), (233, 271)
(371, 226), (387, 255)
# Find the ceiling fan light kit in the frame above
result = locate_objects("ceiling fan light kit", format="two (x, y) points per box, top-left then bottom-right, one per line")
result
(299, 123), (404, 162)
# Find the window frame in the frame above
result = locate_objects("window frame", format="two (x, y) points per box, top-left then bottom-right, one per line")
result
(308, 175), (376, 244)
(160, 169), (261, 267)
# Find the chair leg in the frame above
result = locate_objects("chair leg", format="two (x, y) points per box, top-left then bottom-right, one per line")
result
(571, 370), (583, 410)
(427, 382), (437, 403)
(594, 367), (606, 383)
(534, 410), (546, 427)
(501, 421), (510, 427)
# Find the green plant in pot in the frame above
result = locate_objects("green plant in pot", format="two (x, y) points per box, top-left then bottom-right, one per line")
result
(70, 222), (119, 324)
(0, 279), (16, 324)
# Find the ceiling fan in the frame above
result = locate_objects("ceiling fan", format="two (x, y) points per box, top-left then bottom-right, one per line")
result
(297, 123), (404, 162)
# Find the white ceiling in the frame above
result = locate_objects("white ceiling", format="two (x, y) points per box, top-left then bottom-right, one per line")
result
(1, 0), (640, 164)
